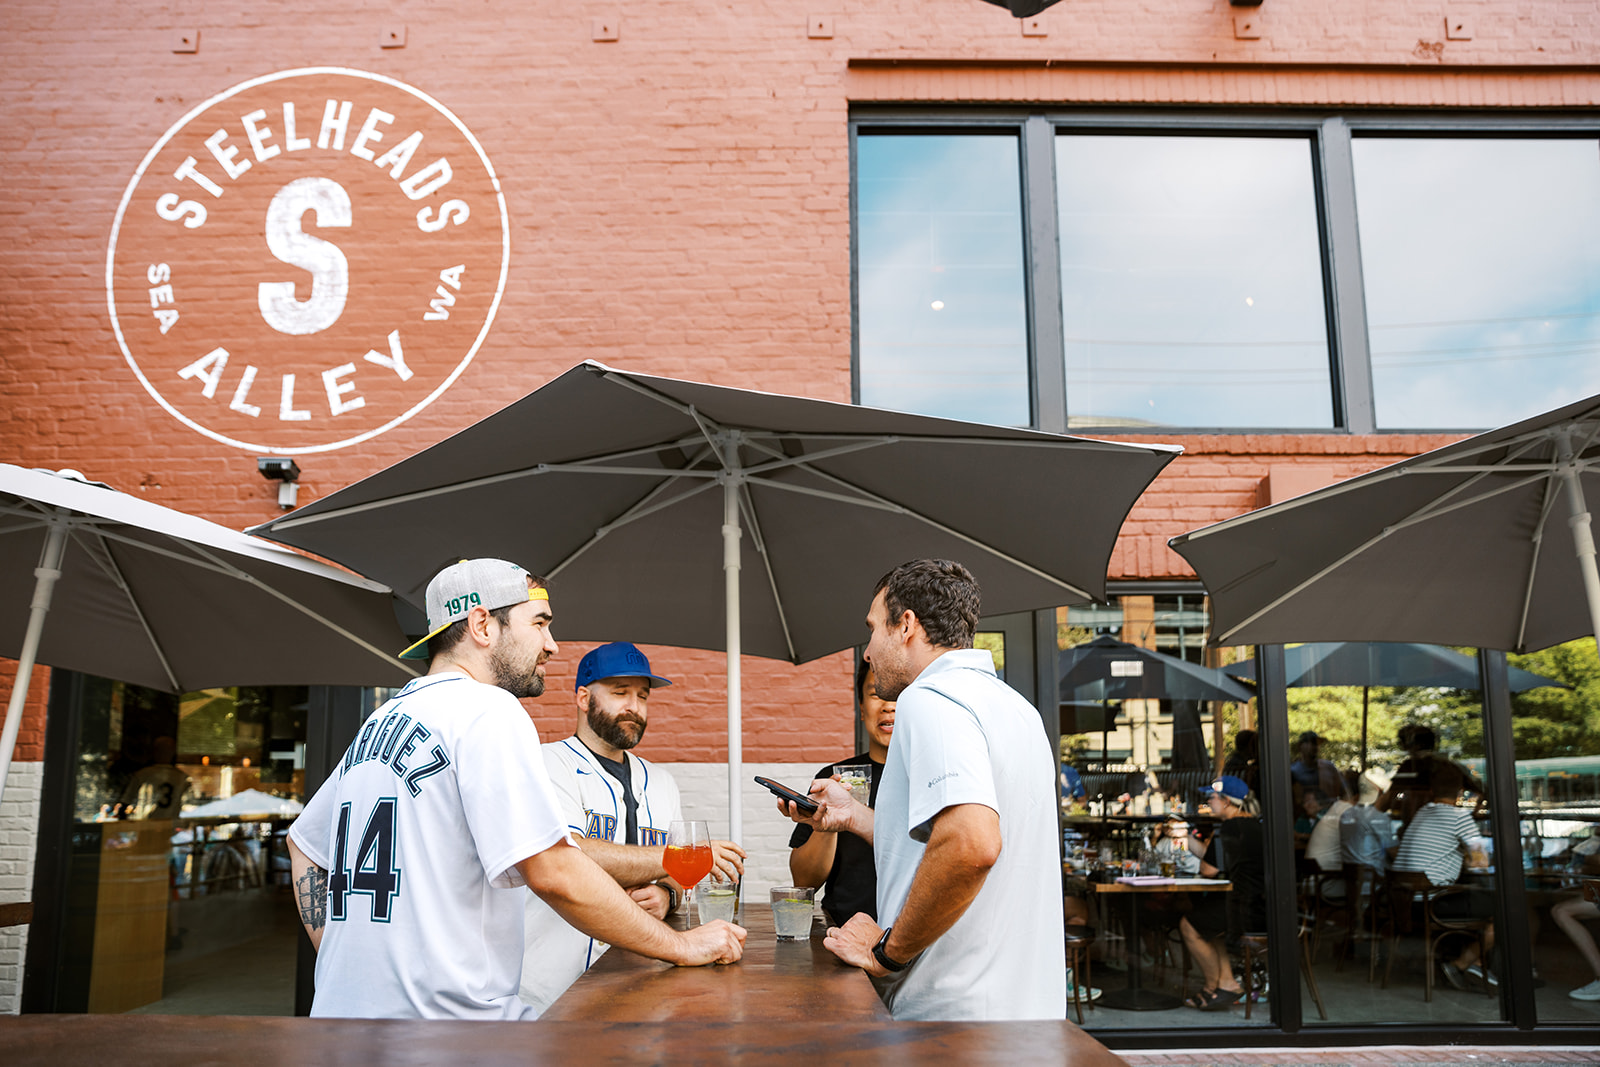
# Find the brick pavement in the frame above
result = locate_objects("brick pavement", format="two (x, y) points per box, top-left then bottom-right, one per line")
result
(1121, 1046), (1600, 1066)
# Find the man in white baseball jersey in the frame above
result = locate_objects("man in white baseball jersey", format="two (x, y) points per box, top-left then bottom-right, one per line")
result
(520, 641), (745, 1013)
(287, 560), (745, 1019)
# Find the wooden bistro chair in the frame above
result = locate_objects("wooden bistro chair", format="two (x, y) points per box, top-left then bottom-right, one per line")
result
(1238, 880), (1330, 1022)
(1064, 925), (1097, 1024)
(1380, 870), (1492, 1003)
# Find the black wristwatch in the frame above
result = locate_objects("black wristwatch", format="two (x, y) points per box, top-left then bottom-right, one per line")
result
(872, 926), (915, 973)
(660, 883), (679, 913)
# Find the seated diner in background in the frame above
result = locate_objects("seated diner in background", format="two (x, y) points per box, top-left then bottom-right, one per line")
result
(1378, 725), (1485, 830)
(1340, 768), (1395, 873)
(1390, 760), (1497, 991)
(1550, 832), (1600, 1001)
(1178, 775), (1265, 1013)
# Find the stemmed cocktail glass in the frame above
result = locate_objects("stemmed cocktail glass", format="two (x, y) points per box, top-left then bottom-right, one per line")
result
(663, 819), (714, 918)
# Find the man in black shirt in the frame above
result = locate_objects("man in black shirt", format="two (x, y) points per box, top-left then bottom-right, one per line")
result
(787, 659), (894, 927)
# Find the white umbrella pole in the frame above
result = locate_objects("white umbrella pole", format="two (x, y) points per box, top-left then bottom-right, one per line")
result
(0, 516), (68, 805)
(1557, 434), (1600, 653)
(723, 473), (743, 845)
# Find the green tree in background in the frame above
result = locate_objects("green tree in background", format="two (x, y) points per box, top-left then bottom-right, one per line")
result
(1287, 686), (1407, 770)
(1506, 638), (1600, 759)
(1344, 638), (1599, 763)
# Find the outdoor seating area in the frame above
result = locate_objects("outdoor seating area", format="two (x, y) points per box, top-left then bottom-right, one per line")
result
(6, 7), (1600, 1053)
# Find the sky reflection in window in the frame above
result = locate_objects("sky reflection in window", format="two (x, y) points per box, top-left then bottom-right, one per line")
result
(1057, 134), (1334, 429)
(856, 134), (1030, 427)
(1353, 137), (1600, 430)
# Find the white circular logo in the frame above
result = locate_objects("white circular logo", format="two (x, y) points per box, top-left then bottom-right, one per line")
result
(107, 68), (509, 454)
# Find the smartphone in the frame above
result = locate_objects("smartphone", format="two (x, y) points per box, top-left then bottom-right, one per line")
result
(754, 775), (819, 815)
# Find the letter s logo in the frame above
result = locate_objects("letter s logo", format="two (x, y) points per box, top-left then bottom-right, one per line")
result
(258, 177), (351, 335)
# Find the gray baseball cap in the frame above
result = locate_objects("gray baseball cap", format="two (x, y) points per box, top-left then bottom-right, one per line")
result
(399, 558), (544, 660)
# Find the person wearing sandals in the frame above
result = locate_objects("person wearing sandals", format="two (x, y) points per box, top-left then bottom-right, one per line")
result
(1177, 775), (1266, 1012)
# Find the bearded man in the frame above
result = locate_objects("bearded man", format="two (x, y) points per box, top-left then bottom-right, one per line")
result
(520, 641), (746, 1014)
(288, 562), (745, 1020)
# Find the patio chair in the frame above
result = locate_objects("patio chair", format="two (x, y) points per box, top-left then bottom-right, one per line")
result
(1064, 925), (1097, 1024)
(1379, 869), (1492, 1002)
(1304, 866), (1355, 966)
(1334, 863), (1384, 980)
(1238, 913), (1329, 1022)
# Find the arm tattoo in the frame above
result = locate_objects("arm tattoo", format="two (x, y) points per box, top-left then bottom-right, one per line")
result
(296, 865), (329, 931)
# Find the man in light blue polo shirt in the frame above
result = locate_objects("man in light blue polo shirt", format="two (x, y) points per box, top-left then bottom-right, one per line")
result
(777, 559), (1065, 1020)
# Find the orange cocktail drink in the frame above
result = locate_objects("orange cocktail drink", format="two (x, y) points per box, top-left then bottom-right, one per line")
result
(663, 843), (713, 889)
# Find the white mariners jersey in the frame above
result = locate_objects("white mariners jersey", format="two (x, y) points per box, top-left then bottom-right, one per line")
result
(289, 672), (573, 1020)
(519, 737), (682, 1015)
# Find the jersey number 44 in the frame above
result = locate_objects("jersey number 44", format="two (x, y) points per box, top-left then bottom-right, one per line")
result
(329, 798), (402, 922)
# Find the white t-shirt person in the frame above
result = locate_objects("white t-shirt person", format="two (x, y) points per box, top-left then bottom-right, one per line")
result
(520, 737), (684, 1014)
(289, 671), (573, 1019)
(871, 649), (1066, 1020)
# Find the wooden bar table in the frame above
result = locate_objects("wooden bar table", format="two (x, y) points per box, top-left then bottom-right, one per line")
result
(1, 906), (1128, 1065)
(1, 1014), (1128, 1065)
(1082, 877), (1232, 1012)
(541, 903), (890, 1021)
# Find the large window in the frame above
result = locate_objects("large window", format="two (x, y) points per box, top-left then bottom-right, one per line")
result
(855, 133), (1031, 426)
(854, 116), (1600, 433)
(1058, 135), (1334, 429)
(1352, 137), (1600, 429)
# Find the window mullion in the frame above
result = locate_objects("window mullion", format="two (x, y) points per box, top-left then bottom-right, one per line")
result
(1023, 116), (1067, 434)
(1319, 117), (1377, 434)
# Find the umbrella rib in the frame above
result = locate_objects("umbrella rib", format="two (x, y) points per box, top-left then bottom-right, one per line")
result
(1178, 437), (1547, 544)
(179, 542), (419, 678)
(75, 527), (182, 691)
(595, 370), (734, 467)
(83, 527), (275, 580)
(1397, 412), (1600, 469)
(545, 475), (721, 580)
(266, 447), (718, 533)
(0, 518), (52, 538)
(752, 470), (1095, 602)
(1516, 473), (1564, 652)
(734, 429), (1182, 456)
(736, 479), (798, 663)
(741, 438), (900, 478)
(1213, 469), (1545, 644)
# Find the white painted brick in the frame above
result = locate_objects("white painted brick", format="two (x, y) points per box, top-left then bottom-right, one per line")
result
(664, 761), (839, 904)
(0, 762), (43, 1015)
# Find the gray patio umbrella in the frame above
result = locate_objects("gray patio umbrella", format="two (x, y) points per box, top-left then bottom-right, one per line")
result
(1170, 392), (1600, 654)
(0, 465), (417, 805)
(1222, 641), (1567, 769)
(1058, 635), (1253, 784)
(1059, 635), (1256, 705)
(251, 361), (1180, 839)
(1223, 641), (1566, 691)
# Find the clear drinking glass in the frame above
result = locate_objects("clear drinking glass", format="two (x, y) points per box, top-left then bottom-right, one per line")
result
(770, 886), (816, 940)
(834, 763), (872, 806)
(697, 874), (738, 925)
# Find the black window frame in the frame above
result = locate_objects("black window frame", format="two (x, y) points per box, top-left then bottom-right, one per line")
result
(850, 108), (1600, 436)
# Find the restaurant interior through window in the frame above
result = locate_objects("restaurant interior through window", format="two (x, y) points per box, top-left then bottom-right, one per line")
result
(28, 673), (312, 1016)
(1055, 594), (1600, 1030)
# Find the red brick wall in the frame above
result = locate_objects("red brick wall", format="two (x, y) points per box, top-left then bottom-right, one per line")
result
(2, 1), (1592, 762)
(0, 663), (50, 764)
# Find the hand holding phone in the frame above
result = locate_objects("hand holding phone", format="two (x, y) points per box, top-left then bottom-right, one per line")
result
(755, 775), (819, 815)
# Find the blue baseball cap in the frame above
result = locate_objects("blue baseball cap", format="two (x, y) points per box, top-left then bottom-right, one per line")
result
(1203, 775), (1251, 802)
(575, 642), (673, 690)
